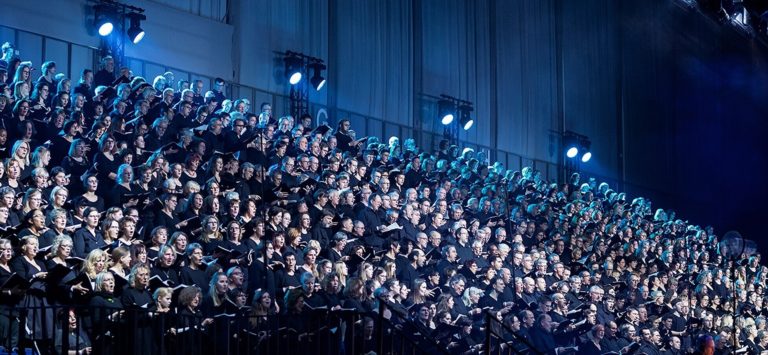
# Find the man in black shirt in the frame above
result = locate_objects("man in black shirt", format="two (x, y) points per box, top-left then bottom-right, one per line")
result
(93, 56), (115, 87)
(601, 321), (627, 353)
(73, 69), (94, 102)
(397, 249), (424, 289)
(669, 299), (691, 351)
(357, 193), (384, 248)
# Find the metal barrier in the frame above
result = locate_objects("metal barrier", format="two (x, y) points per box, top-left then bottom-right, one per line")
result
(375, 300), (451, 355)
(0, 304), (383, 355)
(483, 311), (544, 355)
(0, 301), (469, 355)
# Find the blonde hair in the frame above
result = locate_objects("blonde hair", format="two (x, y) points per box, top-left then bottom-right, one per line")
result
(208, 272), (227, 307)
(11, 140), (30, 167)
(384, 261), (397, 280)
(307, 240), (321, 254)
(153, 287), (173, 302)
(358, 262), (373, 282)
(19, 236), (39, 255)
(200, 215), (222, 243)
(334, 261), (348, 286)
(82, 249), (107, 278)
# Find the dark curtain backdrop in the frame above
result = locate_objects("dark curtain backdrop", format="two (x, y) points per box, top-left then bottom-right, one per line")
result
(619, 1), (768, 244)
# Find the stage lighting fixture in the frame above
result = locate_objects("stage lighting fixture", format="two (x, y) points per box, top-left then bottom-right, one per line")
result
(309, 61), (326, 91)
(94, 5), (114, 36)
(127, 13), (146, 44)
(566, 147), (579, 158)
(459, 104), (474, 130)
(580, 140), (592, 162)
(284, 53), (303, 85)
(438, 99), (455, 125)
(563, 132), (582, 159)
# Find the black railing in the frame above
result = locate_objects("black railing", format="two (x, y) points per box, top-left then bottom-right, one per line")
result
(375, 300), (451, 355)
(483, 311), (544, 355)
(1, 303), (568, 355)
(1, 304), (383, 355)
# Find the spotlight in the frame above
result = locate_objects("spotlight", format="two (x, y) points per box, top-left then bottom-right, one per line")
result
(284, 53), (303, 85)
(438, 99), (455, 125)
(563, 131), (593, 163)
(580, 141), (592, 162)
(566, 147), (579, 159)
(127, 13), (146, 44)
(459, 104), (474, 130)
(94, 5), (114, 36)
(309, 61), (326, 91)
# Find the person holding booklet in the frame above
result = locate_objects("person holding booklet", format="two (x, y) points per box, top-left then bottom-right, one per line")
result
(9, 236), (55, 350)
(119, 264), (153, 354)
(173, 286), (212, 355)
(87, 271), (123, 354)
(0, 237), (22, 351)
(0, 47), (761, 355)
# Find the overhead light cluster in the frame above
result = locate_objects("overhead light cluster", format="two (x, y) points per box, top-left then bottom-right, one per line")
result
(677, 0), (768, 37)
(563, 131), (592, 163)
(283, 51), (327, 91)
(92, 1), (147, 44)
(438, 95), (475, 131)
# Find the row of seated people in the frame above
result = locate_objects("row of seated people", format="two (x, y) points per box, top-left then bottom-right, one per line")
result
(0, 43), (764, 355)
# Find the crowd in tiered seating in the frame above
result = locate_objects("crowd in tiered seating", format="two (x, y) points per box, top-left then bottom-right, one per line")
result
(0, 40), (764, 355)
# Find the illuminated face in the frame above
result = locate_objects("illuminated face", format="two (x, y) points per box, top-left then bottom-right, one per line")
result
(160, 248), (174, 266)
(135, 268), (149, 287)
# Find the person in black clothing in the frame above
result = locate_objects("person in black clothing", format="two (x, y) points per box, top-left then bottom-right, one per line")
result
(275, 251), (301, 301)
(54, 308), (92, 355)
(577, 324), (606, 355)
(661, 336), (684, 355)
(529, 314), (568, 355)
(180, 243), (210, 295)
(154, 193), (182, 234)
(72, 207), (106, 258)
(120, 264), (154, 355)
(638, 327), (663, 355)
(72, 69), (93, 103)
(151, 245), (180, 288)
(601, 321), (626, 353)
(0, 238), (22, 351)
(173, 286), (213, 355)
(61, 138), (90, 191)
(88, 271), (124, 354)
(6, 47), (768, 355)
(334, 119), (360, 154)
(357, 193), (385, 248)
(10, 236), (55, 344)
(93, 56), (116, 88)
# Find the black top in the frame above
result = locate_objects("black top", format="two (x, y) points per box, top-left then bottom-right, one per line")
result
(121, 286), (152, 308)
(72, 227), (106, 259)
(180, 266), (209, 294)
